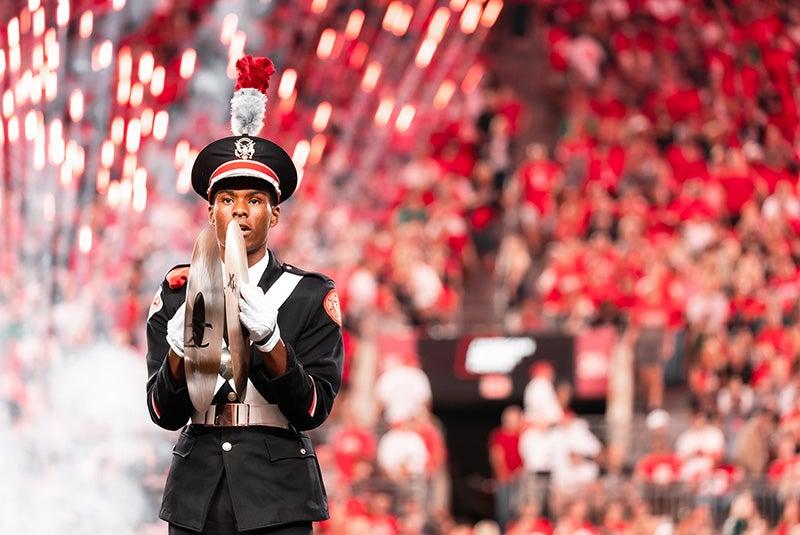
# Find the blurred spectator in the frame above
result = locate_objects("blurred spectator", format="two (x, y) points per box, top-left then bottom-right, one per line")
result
(377, 419), (429, 482)
(488, 405), (524, 529)
(733, 409), (775, 477)
(675, 408), (725, 483)
(523, 361), (563, 425)
(375, 354), (432, 425)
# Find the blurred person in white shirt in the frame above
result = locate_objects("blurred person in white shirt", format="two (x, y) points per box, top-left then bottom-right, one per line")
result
(523, 361), (563, 425)
(377, 420), (429, 480)
(375, 353), (432, 424)
(675, 407), (726, 483)
(551, 413), (602, 461)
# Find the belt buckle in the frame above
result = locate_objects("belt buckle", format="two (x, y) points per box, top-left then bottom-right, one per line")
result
(214, 404), (249, 426)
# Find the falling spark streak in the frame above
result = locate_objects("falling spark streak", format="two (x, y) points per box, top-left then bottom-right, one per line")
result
(123, 154), (137, 178)
(434, 80), (456, 109)
(8, 18), (19, 47)
(415, 38), (437, 68)
(79, 225), (92, 253)
(7, 116), (18, 142)
(396, 104), (415, 131)
(79, 11), (93, 38)
(427, 8), (450, 42)
(375, 98), (394, 125)
(180, 49), (196, 79)
(174, 140), (190, 168)
(97, 169), (110, 193)
(9, 46), (20, 74)
(150, 66), (165, 96)
(118, 46), (132, 79)
(317, 29), (336, 60)
(56, 0), (70, 26)
(140, 108), (154, 136)
(101, 140), (114, 168)
(312, 102), (332, 132)
(481, 0), (503, 27)
(309, 134), (326, 164)
(126, 119), (141, 153)
(292, 140), (310, 168)
(33, 8), (45, 37)
(69, 90), (83, 122)
(116, 78), (131, 105)
(152, 111), (169, 140)
(311, 0), (327, 14)
(460, 1), (482, 34)
(220, 14), (238, 45)
(361, 62), (381, 92)
(345, 10), (365, 40)
(138, 52), (154, 83)
(129, 83), (144, 107)
(278, 69), (296, 100)
(111, 117), (125, 144)
(93, 40), (113, 71)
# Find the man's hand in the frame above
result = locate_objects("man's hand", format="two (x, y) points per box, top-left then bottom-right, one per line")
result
(239, 282), (281, 352)
(166, 303), (186, 357)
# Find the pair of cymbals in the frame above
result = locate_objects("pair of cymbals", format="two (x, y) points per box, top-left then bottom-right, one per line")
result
(183, 222), (250, 411)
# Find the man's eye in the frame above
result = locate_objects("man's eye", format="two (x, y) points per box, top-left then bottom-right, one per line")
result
(222, 198), (233, 203)
(250, 198), (262, 205)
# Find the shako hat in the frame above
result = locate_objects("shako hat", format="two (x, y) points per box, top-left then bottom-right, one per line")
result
(191, 55), (298, 204)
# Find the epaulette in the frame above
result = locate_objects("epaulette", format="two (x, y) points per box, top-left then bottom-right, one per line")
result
(164, 264), (190, 290)
(281, 263), (333, 283)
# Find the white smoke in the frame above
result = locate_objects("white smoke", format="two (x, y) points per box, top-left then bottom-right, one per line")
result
(0, 342), (173, 534)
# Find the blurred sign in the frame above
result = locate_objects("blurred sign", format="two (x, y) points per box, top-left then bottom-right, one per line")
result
(464, 337), (537, 374)
(417, 334), (574, 407)
(574, 326), (617, 399)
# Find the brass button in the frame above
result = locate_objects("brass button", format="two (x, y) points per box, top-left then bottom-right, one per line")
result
(300, 448), (306, 455)
(222, 442), (232, 452)
(227, 392), (237, 402)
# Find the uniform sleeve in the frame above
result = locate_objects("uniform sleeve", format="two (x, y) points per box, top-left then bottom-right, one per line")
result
(145, 280), (193, 431)
(251, 279), (344, 431)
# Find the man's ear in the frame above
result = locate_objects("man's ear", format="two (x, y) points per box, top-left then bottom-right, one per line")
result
(270, 205), (280, 228)
(208, 202), (214, 225)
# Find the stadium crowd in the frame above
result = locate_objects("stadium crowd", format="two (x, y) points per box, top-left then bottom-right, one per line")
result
(5, 0), (800, 533)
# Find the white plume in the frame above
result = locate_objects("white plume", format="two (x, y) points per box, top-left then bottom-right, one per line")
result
(230, 88), (267, 136)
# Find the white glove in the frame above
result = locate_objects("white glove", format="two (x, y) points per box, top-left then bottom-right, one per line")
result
(166, 303), (186, 357)
(239, 282), (281, 352)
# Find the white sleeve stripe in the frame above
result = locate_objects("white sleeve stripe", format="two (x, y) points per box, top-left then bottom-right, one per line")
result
(308, 376), (318, 418)
(150, 392), (161, 419)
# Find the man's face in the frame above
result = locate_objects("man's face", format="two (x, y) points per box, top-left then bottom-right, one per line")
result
(208, 188), (279, 256)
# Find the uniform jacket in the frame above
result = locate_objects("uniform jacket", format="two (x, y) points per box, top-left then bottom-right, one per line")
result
(145, 250), (344, 532)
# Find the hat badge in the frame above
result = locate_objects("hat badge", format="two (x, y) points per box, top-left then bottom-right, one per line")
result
(234, 137), (255, 160)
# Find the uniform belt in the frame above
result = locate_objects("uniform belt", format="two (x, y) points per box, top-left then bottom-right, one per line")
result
(191, 403), (290, 428)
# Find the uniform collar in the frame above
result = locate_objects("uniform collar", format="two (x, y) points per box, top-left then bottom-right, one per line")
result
(255, 248), (285, 291)
(247, 250), (271, 283)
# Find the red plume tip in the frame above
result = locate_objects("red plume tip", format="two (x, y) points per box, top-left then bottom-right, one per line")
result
(234, 55), (276, 93)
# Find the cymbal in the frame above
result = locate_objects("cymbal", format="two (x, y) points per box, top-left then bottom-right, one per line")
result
(184, 228), (224, 412)
(224, 221), (250, 402)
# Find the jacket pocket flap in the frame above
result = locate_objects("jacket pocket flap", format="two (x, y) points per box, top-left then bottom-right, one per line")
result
(265, 435), (316, 462)
(172, 433), (195, 458)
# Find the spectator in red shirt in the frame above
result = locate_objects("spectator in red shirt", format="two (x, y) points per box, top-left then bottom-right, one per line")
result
(489, 405), (524, 530)
(635, 410), (682, 486)
(329, 398), (377, 484)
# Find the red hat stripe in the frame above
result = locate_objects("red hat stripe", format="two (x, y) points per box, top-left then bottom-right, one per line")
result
(210, 160), (279, 181)
(207, 159), (282, 197)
